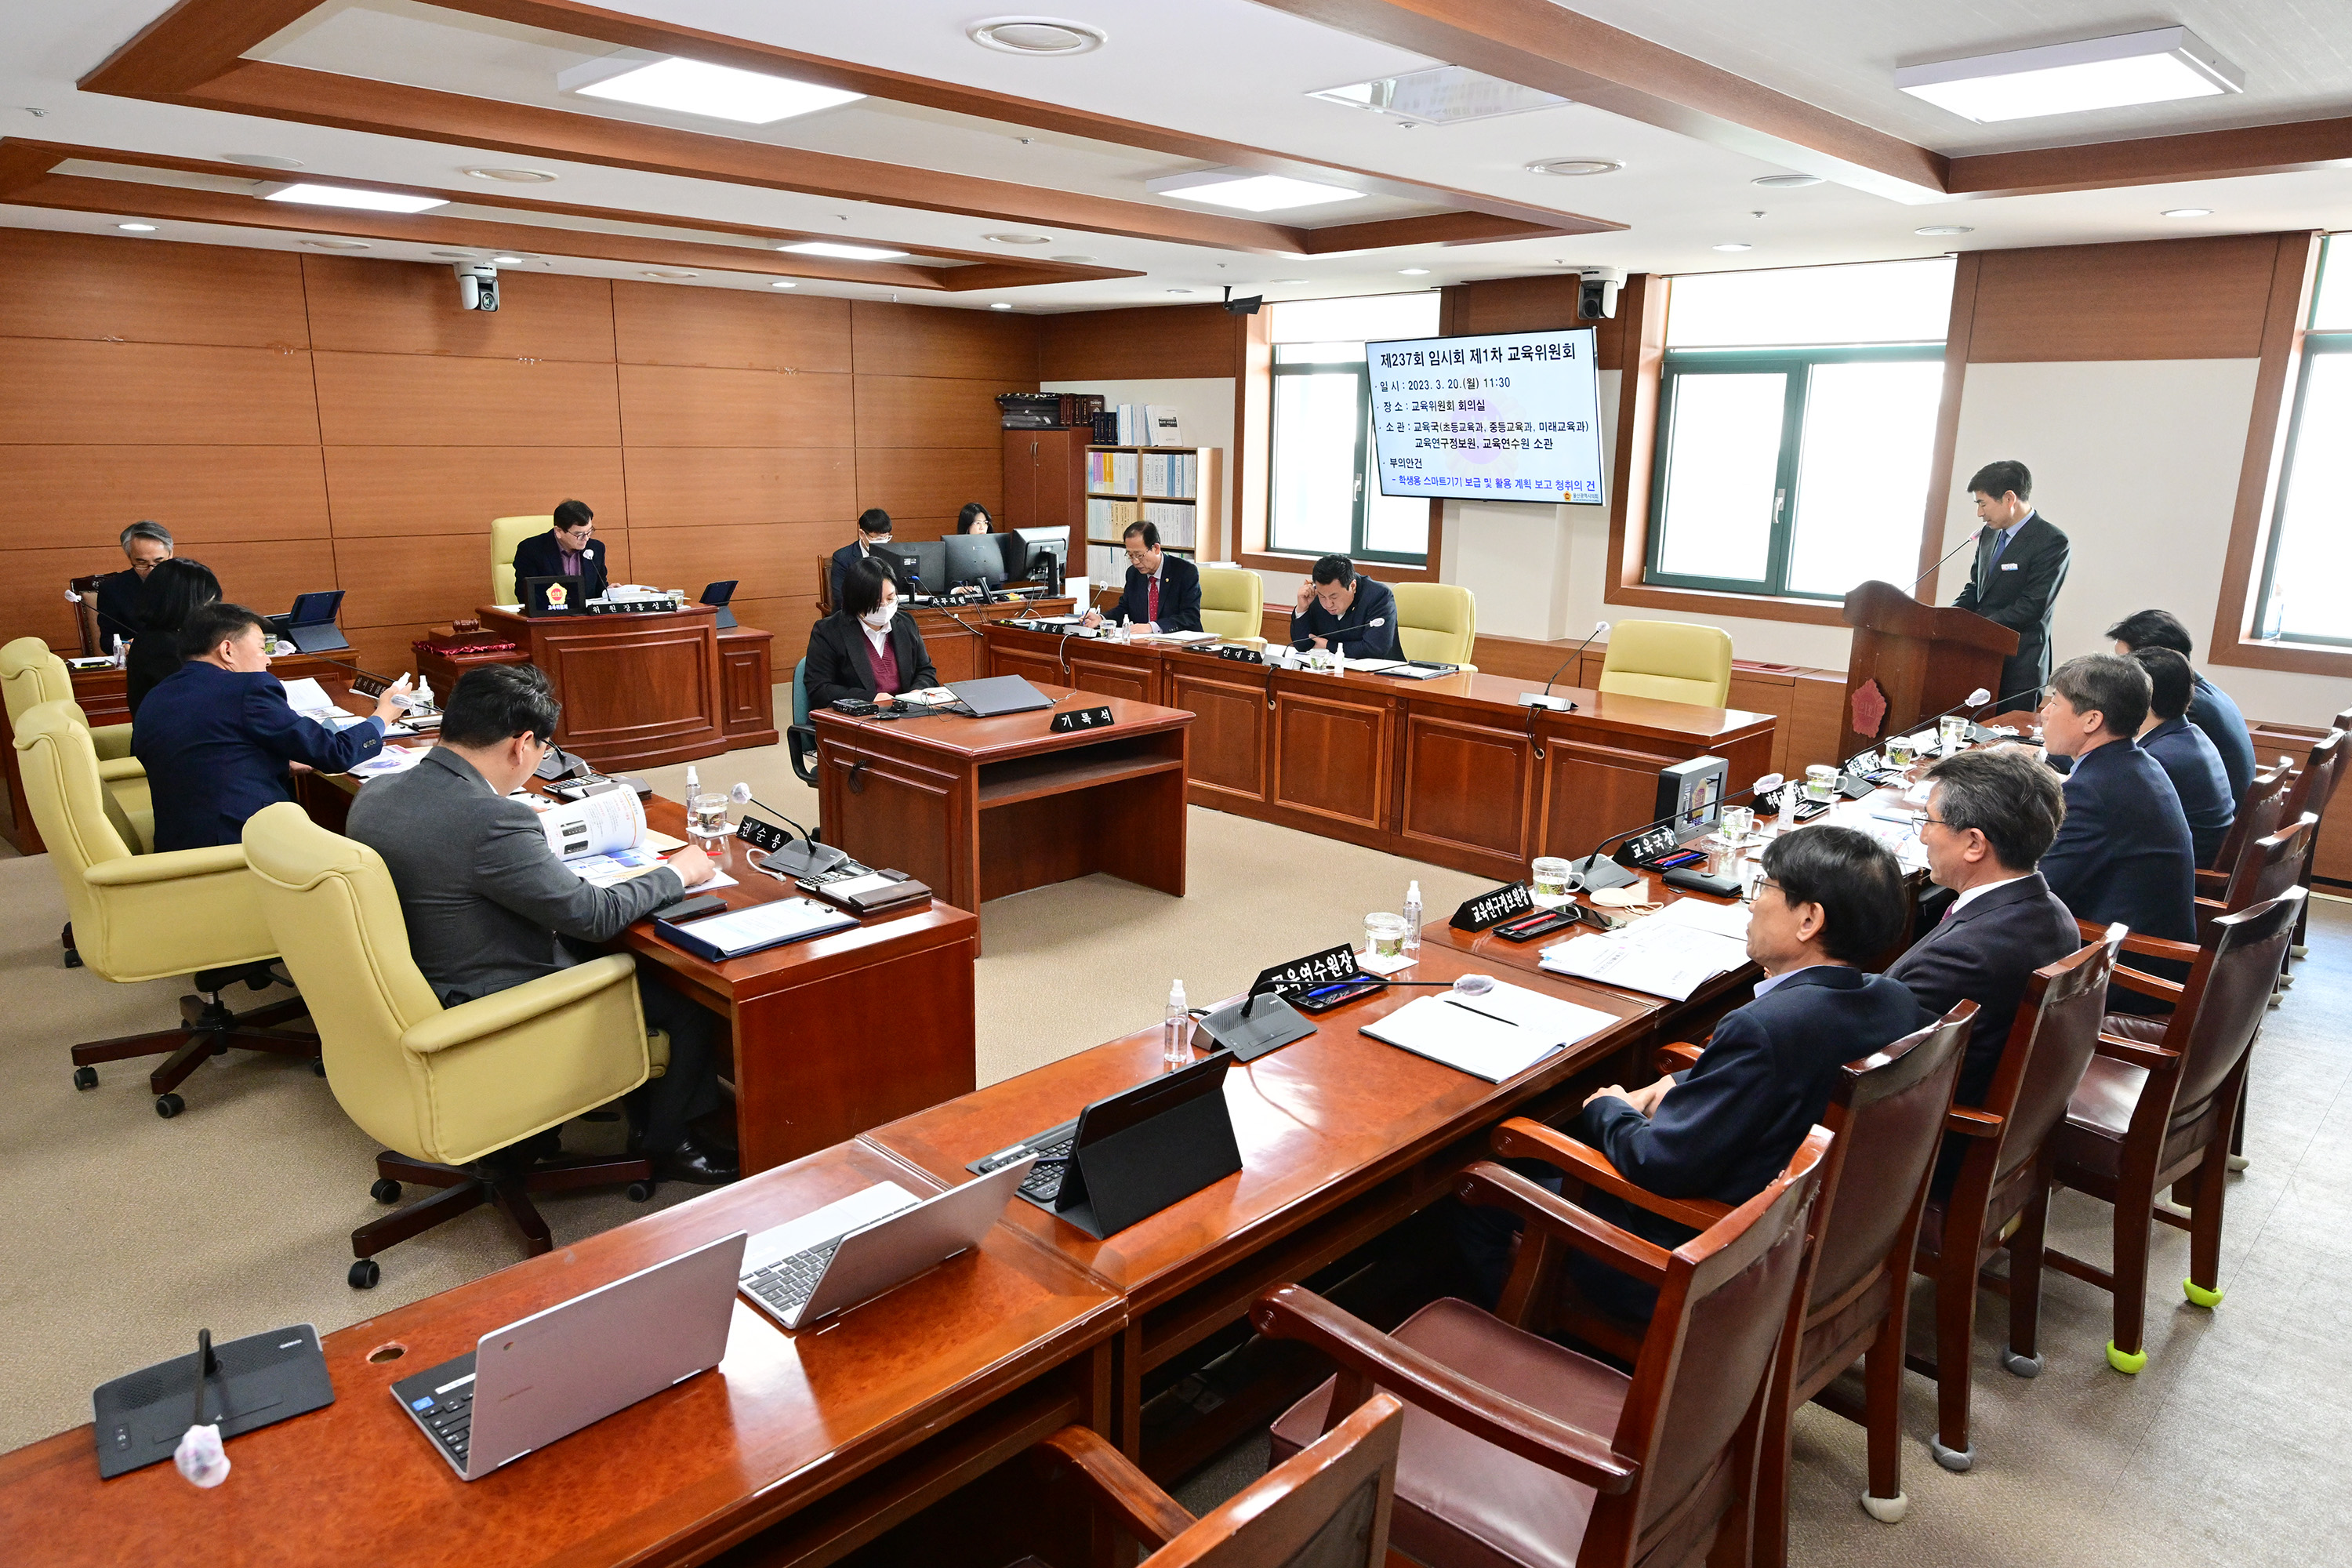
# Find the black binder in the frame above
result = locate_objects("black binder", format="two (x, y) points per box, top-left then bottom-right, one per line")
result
(1051, 1052), (1242, 1239)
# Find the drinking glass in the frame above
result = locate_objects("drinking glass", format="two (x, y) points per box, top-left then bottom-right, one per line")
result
(1804, 763), (1840, 804)
(1530, 857), (1575, 908)
(688, 793), (731, 845)
(1940, 715), (1969, 755)
(1364, 913), (1408, 959)
(1719, 805), (1756, 843)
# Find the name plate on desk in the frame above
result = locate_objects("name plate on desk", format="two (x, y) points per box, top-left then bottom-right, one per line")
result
(1450, 880), (1535, 932)
(1211, 644), (1265, 664)
(1050, 705), (1115, 735)
(1250, 943), (1367, 1003)
(736, 816), (791, 854)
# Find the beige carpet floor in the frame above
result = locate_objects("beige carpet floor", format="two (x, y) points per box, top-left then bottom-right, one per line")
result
(4, 728), (2348, 1566)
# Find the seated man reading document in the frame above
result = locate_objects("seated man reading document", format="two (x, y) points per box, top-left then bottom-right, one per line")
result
(510, 499), (609, 602)
(1083, 521), (1201, 634)
(1289, 554), (1401, 662)
(2130, 646), (2236, 870)
(346, 665), (737, 1185)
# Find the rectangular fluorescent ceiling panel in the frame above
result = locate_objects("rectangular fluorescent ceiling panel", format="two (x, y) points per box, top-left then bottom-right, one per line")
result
(1145, 171), (1364, 212)
(1895, 26), (2241, 123)
(558, 54), (863, 125)
(260, 182), (448, 213)
(780, 241), (909, 260)
(1309, 64), (1570, 125)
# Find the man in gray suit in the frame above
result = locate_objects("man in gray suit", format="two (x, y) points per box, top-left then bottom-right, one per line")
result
(347, 663), (738, 1184)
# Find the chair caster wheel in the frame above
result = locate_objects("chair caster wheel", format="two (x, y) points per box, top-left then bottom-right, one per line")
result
(2183, 1277), (2224, 1308)
(371, 1178), (402, 1203)
(348, 1259), (380, 1290)
(2227, 1153), (2249, 1171)
(1860, 1491), (1908, 1523)
(1930, 1439), (1973, 1473)
(626, 1181), (655, 1202)
(73, 1066), (98, 1091)
(63, 949), (82, 968)
(2105, 1341), (2149, 1374)
(2002, 1352), (2043, 1378)
(154, 1094), (185, 1119)
(313, 1058), (327, 1076)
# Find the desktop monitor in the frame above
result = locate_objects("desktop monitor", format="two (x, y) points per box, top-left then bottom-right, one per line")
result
(277, 590), (350, 652)
(866, 546), (921, 598)
(1016, 528), (1068, 592)
(944, 531), (1008, 590)
(995, 530), (1029, 583)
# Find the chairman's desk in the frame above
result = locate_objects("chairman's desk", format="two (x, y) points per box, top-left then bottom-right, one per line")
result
(981, 625), (1777, 884)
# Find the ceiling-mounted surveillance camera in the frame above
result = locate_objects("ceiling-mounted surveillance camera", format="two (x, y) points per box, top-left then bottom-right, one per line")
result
(1576, 265), (1623, 321)
(1221, 285), (1261, 316)
(453, 260), (499, 313)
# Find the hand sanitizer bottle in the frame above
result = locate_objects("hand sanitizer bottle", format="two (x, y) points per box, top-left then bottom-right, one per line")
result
(1402, 881), (1422, 956)
(1163, 980), (1189, 1072)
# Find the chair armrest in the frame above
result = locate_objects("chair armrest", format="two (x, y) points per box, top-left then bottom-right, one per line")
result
(1490, 1116), (1726, 1234)
(1458, 1160), (1679, 1286)
(2193, 869), (2227, 896)
(1947, 1107), (2003, 1139)
(2108, 966), (2186, 1004)
(89, 724), (137, 764)
(1653, 1042), (1702, 1074)
(399, 954), (640, 1056)
(82, 844), (249, 886)
(2077, 919), (2201, 964)
(2096, 1033), (2180, 1071)
(1032, 1428), (1193, 1548)
(1252, 1284), (1638, 1494)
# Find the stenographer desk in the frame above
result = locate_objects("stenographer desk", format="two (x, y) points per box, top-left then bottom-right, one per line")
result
(813, 684), (1190, 944)
(0, 1136), (1124, 1568)
(982, 625), (1777, 884)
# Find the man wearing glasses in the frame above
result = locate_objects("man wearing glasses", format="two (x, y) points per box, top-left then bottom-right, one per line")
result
(510, 499), (608, 601)
(1084, 520), (1201, 633)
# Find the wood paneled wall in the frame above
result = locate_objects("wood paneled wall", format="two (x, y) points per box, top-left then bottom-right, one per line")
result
(0, 230), (1040, 671)
(1964, 233), (2292, 363)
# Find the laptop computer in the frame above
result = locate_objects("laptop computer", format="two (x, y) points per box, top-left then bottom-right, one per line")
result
(274, 590), (350, 654)
(390, 1231), (746, 1479)
(946, 674), (1054, 717)
(735, 1157), (1036, 1330)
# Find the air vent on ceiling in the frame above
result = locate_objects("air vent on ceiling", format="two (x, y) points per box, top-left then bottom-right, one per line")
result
(1312, 65), (1570, 126)
(969, 18), (1107, 56)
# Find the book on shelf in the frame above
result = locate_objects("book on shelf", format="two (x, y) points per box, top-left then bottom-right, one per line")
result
(1086, 450), (1139, 495)
(1139, 451), (1197, 499)
(1142, 501), (1197, 547)
(1086, 497), (1142, 539)
(1145, 404), (1182, 445)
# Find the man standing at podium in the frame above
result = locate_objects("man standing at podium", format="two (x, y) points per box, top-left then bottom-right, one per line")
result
(1954, 460), (2068, 713)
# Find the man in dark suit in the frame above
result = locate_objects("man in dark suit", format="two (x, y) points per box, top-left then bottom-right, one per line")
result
(829, 509), (897, 611)
(1891, 747), (2082, 1113)
(1561, 826), (1932, 1317)
(93, 521), (174, 648)
(347, 664), (735, 1184)
(1083, 521), (1202, 633)
(510, 499), (609, 601)
(1289, 554), (1402, 661)
(133, 603), (410, 852)
(2107, 607), (2257, 804)
(2131, 647), (2235, 869)
(805, 556), (942, 710)
(2038, 655), (2198, 1003)
(1953, 459), (2070, 713)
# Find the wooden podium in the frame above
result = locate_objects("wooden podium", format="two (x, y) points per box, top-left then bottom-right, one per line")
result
(1839, 581), (2017, 759)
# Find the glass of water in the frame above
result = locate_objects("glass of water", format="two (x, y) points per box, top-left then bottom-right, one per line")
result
(1940, 715), (1969, 755)
(1530, 857), (1575, 908)
(1364, 913), (1409, 960)
(688, 793), (730, 846)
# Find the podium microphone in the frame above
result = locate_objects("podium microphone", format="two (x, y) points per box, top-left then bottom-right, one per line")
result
(1912, 528), (1989, 593)
(1564, 772), (1784, 893)
(1521, 621), (1610, 713)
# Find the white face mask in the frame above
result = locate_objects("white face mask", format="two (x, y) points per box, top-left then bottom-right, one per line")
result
(861, 602), (895, 631)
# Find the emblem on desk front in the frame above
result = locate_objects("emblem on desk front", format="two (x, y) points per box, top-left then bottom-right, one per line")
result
(543, 583), (568, 610)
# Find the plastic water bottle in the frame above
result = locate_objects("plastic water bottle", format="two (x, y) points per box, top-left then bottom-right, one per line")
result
(1163, 979), (1189, 1072)
(684, 764), (700, 802)
(1777, 775), (1800, 832)
(1402, 881), (1422, 957)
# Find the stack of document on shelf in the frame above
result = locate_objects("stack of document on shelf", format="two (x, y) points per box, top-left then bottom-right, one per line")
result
(1359, 980), (1617, 1083)
(1541, 898), (1753, 1001)
(1140, 501), (1197, 546)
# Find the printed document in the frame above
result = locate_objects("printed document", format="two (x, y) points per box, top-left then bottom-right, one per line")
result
(1359, 980), (1617, 1083)
(1541, 902), (1752, 1001)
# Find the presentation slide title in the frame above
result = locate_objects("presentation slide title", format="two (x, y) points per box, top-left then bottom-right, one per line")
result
(1365, 326), (1605, 505)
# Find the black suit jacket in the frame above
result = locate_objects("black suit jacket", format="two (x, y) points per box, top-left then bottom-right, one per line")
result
(95, 568), (145, 648)
(829, 542), (878, 611)
(1887, 873), (2081, 1107)
(510, 530), (608, 601)
(2042, 739), (2197, 947)
(1112, 554), (1203, 633)
(804, 612), (939, 710)
(2188, 673), (2256, 805)
(132, 661), (387, 851)
(1954, 514), (2069, 707)
(1290, 575), (1403, 660)
(2142, 717), (2235, 869)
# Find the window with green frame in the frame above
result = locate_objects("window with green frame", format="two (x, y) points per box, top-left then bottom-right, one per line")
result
(2252, 234), (2352, 646)
(1268, 293), (1441, 566)
(1644, 258), (1955, 601)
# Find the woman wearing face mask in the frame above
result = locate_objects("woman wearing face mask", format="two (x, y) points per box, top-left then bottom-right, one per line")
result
(805, 555), (942, 710)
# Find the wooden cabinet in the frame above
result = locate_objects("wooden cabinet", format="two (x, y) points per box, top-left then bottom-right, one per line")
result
(717, 626), (778, 746)
(1167, 659), (1270, 808)
(1535, 729), (1686, 861)
(1401, 704), (1534, 876)
(1001, 427), (1089, 570)
(1271, 675), (1393, 833)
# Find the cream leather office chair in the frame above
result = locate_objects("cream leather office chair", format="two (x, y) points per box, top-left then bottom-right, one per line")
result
(1597, 619), (1734, 706)
(1197, 565), (1265, 646)
(1390, 583), (1478, 671)
(2, 636), (151, 858)
(242, 803), (668, 1287)
(491, 514), (553, 604)
(15, 701), (315, 1116)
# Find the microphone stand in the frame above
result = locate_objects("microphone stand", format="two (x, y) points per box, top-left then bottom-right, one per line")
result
(1911, 527), (1989, 593)
(1520, 622), (1610, 713)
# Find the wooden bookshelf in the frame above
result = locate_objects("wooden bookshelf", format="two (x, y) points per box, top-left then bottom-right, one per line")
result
(1083, 445), (1223, 584)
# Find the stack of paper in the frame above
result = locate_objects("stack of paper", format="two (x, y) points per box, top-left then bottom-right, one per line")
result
(1541, 898), (1753, 1001)
(1359, 980), (1617, 1083)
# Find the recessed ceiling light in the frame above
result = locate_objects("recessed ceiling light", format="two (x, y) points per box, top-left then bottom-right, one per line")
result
(263, 183), (448, 214)
(780, 241), (909, 260)
(1712, 242), (1755, 252)
(463, 166), (558, 183)
(2161, 207), (2214, 218)
(560, 55), (862, 125)
(1311, 65), (1570, 125)
(968, 18), (1107, 56)
(1051, 254), (1097, 263)
(115, 222), (156, 232)
(301, 239), (372, 250)
(1167, 289), (1194, 295)
(989, 303), (1014, 310)
(643, 270), (698, 279)
(1525, 158), (1623, 177)
(1145, 170), (1363, 212)
(1398, 267), (1431, 275)
(489, 255), (530, 263)
(985, 233), (1053, 245)
(769, 280), (798, 289)
(1751, 173), (1823, 189)
(1896, 26), (2241, 123)
(1915, 225), (1974, 236)
(1270, 278), (1308, 285)
(223, 153), (303, 171)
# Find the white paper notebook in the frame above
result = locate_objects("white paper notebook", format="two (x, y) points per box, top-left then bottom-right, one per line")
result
(1359, 981), (1617, 1083)
(1540, 905), (1751, 1001)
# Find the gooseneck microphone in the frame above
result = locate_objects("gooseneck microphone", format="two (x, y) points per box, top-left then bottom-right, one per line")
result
(1564, 771), (1784, 892)
(1834, 686), (1994, 789)
(1521, 621), (1610, 714)
(1912, 528), (1990, 592)
(1289, 615), (1388, 659)
(728, 782), (846, 877)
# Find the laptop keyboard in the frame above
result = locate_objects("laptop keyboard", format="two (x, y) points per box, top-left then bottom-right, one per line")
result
(411, 1381), (474, 1468)
(974, 1120), (1079, 1203)
(742, 1236), (846, 1317)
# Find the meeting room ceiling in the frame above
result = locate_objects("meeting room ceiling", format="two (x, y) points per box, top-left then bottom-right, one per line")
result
(2, 0), (2350, 310)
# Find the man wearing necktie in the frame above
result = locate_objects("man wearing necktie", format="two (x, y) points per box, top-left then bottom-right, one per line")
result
(1953, 459), (2070, 713)
(1087, 520), (1202, 633)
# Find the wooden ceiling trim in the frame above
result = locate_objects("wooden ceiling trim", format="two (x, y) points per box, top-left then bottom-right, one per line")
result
(1296, 212), (1570, 253)
(1948, 117), (2352, 198)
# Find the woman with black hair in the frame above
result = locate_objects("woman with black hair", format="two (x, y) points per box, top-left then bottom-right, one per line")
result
(125, 557), (222, 715)
(804, 555), (942, 710)
(956, 503), (993, 534)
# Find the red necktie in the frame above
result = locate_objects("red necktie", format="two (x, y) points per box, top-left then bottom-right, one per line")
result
(1148, 573), (1160, 626)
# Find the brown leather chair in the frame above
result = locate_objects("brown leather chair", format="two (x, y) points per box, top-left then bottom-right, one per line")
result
(1012, 1393), (1402, 1568)
(2045, 890), (2303, 1375)
(1256, 1129), (1832, 1568)
(2201, 756), (2293, 889)
(2191, 814), (2314, 946)
(1908, 926), (2122, 1472)
(2281, 728), (2345, 957)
